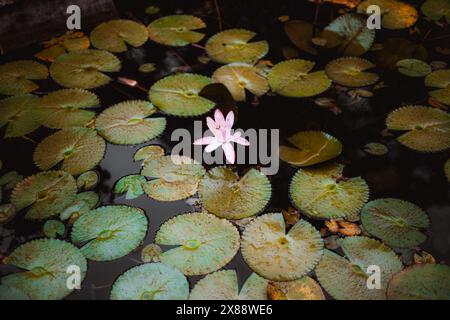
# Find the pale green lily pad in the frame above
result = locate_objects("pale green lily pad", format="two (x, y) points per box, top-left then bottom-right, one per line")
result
(198, 167), (271, 219)
(0, 171), (23, 190)
(0, 94), (40, 138)
(96, 100), (166, 145)
(0, 284), (30, 300)
(149, 73), (215, 117)
(43, 220), (65, 238)
(33, 127), (106, 176)
(147, 15), (206, 46)
(155, 212), (240, 275)
(190, 270), (268, 300)
(0, 60), (48, 95)
(76, 171), (99, 190)
(110, 263), (189, 300)
(11, 171), (77, 220)
(396, 59), (432, 77)
(241, 213), (323, 281)
(0, 203), (17, 224)
(1, 239), (87, 300)
(114, 175), (147, 200)
(141, 243), (162, 263)
(71, 205), (148, 261)
(361, 198), (429, 248)
(421, 0), (450, 23)
(315, 236), (403, 300)
(60, 191), (99, 221)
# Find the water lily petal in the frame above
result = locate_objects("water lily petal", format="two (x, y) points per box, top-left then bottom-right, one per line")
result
(225, 111), (234, 129)
(205, 140), (222, 152)
(193, 136), (217, 145)
(223, 142), (236, 163)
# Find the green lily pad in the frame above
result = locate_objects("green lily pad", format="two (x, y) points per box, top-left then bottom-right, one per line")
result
(421, 0), (450, 23)
(396, 59), (432, 78)
(0, 60), (48, 96)
(0, 94), (40, 138)
(147, 15), (206, 46)
(76, 171), (99, 190)
(241, 213), (323, 281)
(267, 276), (325, 300)
(71, 205), (148, 261)
(325, 57), (379, 87)
(0, 284), (30, 300)
(155, 212), (240, 275)
(114, 175), (147, 200)
(138, 63), (156, 73)
(60, 191), (99, 221)
(110, 263), (189, 300)
(0, 171), (23, 190)
(43, 220), (65, 238)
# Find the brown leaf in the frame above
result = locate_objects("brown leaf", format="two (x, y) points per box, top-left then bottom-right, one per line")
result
(428, 97), (448, 110)
(338, 221), (361, 236)
(325, 219), (339, 233)
(414, 251), (436, 264)
(284, 20), (317, 55)
(282, 207), (301, 226)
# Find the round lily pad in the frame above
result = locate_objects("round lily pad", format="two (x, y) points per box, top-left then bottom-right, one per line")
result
(147, 15), (206, 46)
(205, 29), (269, 64)
(43, 220), (65, 238)
(290, 163), (369, 221)
(198, 167), (271, 219)
(35, 31), (90, 62)
(110, 263), (189, 300)
(60, 191), (100, 221)
(361, 198), (429, 248)
(0, 60), (48, 96)
(267, 276), (325, 300)
(34, 89), (100, 129)
(357, 0), (418, 30)
(33, 127), (106, 176)
(280, 131), (342, 167)
(141, 243), (162, 263)
(190, 270), (268, 300)
(0, 203), (17, 224)
(325, 57), (379, 87)
(241, 213), (324, 281)
(50, 49), (121, 89)
(396, 59), (432, 78)
(0, 94), (40, 138)
(11, 171), (77, 220)
(212, 63), (269, 101)
(134, 145), (165, 165)
(268, 59), (331, 97)
(71, 205), (148, 261)
(96, 100), (166, 145)
(0, 171), (23, 190)
(425, 69), (450, 105)
(386, 105), (450, 152)
(363, 142), (389, 156)
(387, 264), (450, 300)
(421, 0), (450, 23)
(316, 236), (403, 300)
(114, 175), (146, 200)
(149, 73), (215, 117)
(1, 239), (87, 300)
(76, 171), (99, 190)
(155, 212), (240, 275)
(90, 19), (148, 52)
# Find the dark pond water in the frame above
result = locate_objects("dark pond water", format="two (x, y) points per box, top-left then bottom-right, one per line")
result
(0, 0), (449, 300)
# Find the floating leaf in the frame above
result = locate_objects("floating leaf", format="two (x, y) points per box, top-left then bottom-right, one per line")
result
(35, 31), (90, 62)
(280, 131), (342, 167)
(241, 213), (323, 281)
(147, 15), (206, 46)
(357, 0), (418, 29)
(0, 284), (29, 300)
(290, 163), (369, 221)
(376, 38), (428, 70)
(321, 14), (374, 56)
(414, 251), (436, 265)
(325, 57), (379, 87)
(50, 49), (121, 89)
(114, 175), (146, 200)
(11, 171), (77, 220)
(91, 19), (148, 53)
(387, 264), (450, 300)
(0, 203), (16, 224)
(96, 100), (166, 145)
(149, 73), (215, 117)
(141, 244), (162, 263)
(361, 198), (429, 248)
(134, 145), (165, 165)
(421, 0), (450, 23)
(205, 29), (269, 64)
(1, 239), (86, 300)
(267, 277), (325, 300)
(425, 69), (450, 105)
(110, 263), (189, 300)
(43, 220), (65, 238)
(33, 127), (106, 176)
(0, 94), (40, 138)
(396, 59), (432, 77)
(190, 270), (268, 300)
(0, 60), (48, 96)
(145, 6), (160, 15)
(212, 63), (269, 101)
(71, 205), (148, 261)
(0, 171), (23, 190)
(284, 20), (317, 55)
(316, 237), (403, 300)
(34, 89), (100, 129)
(199, 167), (271, 219)
(363, 142), (389, 156)
(76, 171), (99, 190)
(386, 105), (450, 152)
(268, 59), (331, 97)
(138, 63), (156, 73)
(155, 212), (240, 275)
(60, 191), (99, 221)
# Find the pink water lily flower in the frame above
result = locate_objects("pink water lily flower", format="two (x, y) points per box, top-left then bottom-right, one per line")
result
(193, 109), (250, 164)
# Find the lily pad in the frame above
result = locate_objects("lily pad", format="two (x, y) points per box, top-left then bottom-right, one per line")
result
(290, 163), (369, 221)
(386, 105), (450, 152)
(357, 0), (418, 30)
(284, 20), (317, 55)
(0, 94), (40, 138)
(50, 49), (121, 89)
(147, 15), (206, 46)
(375, 38), (428, 70)
(11, 171), (77, 220)
(316, 237), (403, 300)
(363, 142), (389, 156)
(34, 89), (100, 129)
(33, 127), (106, 176)
(0, 60), (48, 96)
(0, 171), (23, 190)
(0, 284), (29, 300)
(190, 270), (268, 300)
(76, 171), (99, 190)
(205, 29), (269, 64)
(421, 0), (450, 23)
(141, 244), (162, 263)
(325, 57), (379, 87)
(43, 220), (65, 238)
(396, 59), (432, 78)
(35, 31), (90, 62)
(60, 191), (99, 221)
(155, 212), (240, 275)
(280, 131), (342, 167)
(134, 145), (165, 165)
(110, 263), (189, 300)
(1, 239), (87, 300)
(0, 203), (17, 224)
(425, 69), (450, 105)
(138, 63), (156, 73)
(267, 276), (325, 300)
(241, 213), (324, 281)
(71, 205), (148, 261)
(114, 175), (147, 200)
(96, 100), (166, 145)
(91, 19), (148, 52)
(198, 167), (271, 219)
(268, 59), (331, 97)
(361, 198), (429, 248)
